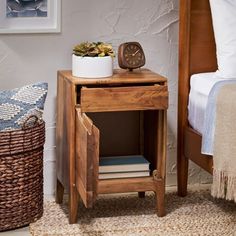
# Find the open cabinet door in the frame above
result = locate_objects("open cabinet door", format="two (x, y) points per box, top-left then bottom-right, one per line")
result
(75, 108), (99, 208)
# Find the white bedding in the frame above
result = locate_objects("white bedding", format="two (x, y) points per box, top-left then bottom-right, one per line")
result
(188, 72), (225, 134)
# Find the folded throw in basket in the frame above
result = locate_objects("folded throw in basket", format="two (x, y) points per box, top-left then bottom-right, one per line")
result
(0, 82), (48, 132)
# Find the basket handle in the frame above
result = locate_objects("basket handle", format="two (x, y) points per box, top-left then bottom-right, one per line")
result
(22, 115), (39, 130)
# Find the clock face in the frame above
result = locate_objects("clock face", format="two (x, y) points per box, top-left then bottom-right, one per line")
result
(118, 42), (145, 70)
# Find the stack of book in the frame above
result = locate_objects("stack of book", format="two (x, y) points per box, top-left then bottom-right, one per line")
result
(99, 155), (150, 180)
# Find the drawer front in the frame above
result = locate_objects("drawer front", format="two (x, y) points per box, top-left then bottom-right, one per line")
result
(80, 85), (168, 112)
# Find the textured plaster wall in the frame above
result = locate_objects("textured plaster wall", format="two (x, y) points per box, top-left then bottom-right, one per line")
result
(0, 0), (211, 196)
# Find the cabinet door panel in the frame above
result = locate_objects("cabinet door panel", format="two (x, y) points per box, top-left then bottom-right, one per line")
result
(75, 108), (99, 208)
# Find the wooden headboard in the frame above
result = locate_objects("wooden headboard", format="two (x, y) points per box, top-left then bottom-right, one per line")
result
(178, 0), (217, 173)
(189, 0), (217, 75)
(178, 0), (217, 127)
(179, 0), (217, 80)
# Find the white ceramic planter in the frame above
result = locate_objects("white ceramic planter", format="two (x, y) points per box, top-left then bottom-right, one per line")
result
(72, 55), (113, 78)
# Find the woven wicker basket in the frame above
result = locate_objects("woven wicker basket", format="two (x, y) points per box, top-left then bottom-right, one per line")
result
(0, 117), (45, 231)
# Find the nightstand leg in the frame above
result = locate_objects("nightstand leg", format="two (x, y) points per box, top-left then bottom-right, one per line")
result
(69, 184), (79, 224)
(156, 179), (165, 217)
(155, 110), (167, 217)
(138, 191), (145, 198)
(56, 178), (64, 204)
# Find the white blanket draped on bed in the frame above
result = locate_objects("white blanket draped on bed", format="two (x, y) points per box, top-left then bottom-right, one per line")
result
(202, 80), (236, 202)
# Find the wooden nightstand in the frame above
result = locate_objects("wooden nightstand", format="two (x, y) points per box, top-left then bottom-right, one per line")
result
(56, 69), (168, 223)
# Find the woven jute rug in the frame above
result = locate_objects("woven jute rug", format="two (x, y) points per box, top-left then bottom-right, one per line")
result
(30, 189), (236, 236)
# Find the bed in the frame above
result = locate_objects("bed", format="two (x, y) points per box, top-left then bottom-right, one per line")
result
(177, 0), (217, 196)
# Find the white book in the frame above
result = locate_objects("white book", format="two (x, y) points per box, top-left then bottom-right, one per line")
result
(99, 171), (150, 180)
(99, 155), (150, 173)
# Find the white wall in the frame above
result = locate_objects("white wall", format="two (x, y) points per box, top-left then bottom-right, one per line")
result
(0, 0), (211, 196)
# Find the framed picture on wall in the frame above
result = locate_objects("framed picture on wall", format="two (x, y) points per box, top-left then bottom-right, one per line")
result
(0, 0), (61, 34)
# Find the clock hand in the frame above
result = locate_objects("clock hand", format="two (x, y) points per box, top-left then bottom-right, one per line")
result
(127, 50), (140, 57)
(132, 49), (140, 56)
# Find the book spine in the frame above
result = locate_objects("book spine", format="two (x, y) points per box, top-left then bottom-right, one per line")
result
(99, 171), (150, 180)
(99, 164), (149, 173)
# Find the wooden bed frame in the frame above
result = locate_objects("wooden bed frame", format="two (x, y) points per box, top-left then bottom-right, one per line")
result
(177, 0), (218, 196)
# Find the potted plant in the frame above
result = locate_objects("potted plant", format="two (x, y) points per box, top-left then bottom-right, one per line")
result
(72, 42), (115, 78)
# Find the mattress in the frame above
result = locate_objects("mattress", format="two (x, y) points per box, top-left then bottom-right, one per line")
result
(188, 72), (225, 134)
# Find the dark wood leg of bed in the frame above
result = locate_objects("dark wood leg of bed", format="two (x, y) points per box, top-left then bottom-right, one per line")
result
(177, 154), (189, 197)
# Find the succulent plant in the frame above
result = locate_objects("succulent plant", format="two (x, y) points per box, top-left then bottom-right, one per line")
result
(73, 42), (115, 57)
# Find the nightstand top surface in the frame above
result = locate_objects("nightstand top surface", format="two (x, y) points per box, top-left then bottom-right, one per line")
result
(58, 69), (167, 85)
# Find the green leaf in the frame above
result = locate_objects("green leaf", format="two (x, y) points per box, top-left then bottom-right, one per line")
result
(73, 41), (115, 57)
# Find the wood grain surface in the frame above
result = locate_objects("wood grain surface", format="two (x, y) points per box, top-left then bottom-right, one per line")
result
(56, 68), (168, 222)
(75, 109), (99, 208)
(58, 69), (167, 85)
(80, 85), (168, 112)
(177, 0), (215, 196)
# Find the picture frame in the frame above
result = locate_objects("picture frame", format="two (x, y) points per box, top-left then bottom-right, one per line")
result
(0, 0), (61, 34)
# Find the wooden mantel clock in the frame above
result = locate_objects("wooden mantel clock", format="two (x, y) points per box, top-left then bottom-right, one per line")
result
(118, 42), (146, 71)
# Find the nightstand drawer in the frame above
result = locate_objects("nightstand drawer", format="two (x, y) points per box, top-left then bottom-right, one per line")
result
(80, 85), (168, 112)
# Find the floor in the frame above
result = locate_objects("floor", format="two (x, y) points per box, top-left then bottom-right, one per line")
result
(0, 227), (30, 236)
(0, 185), (211, 236)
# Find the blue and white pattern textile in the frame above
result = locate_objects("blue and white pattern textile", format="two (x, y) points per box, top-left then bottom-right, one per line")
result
(0, 82), (48, 132)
